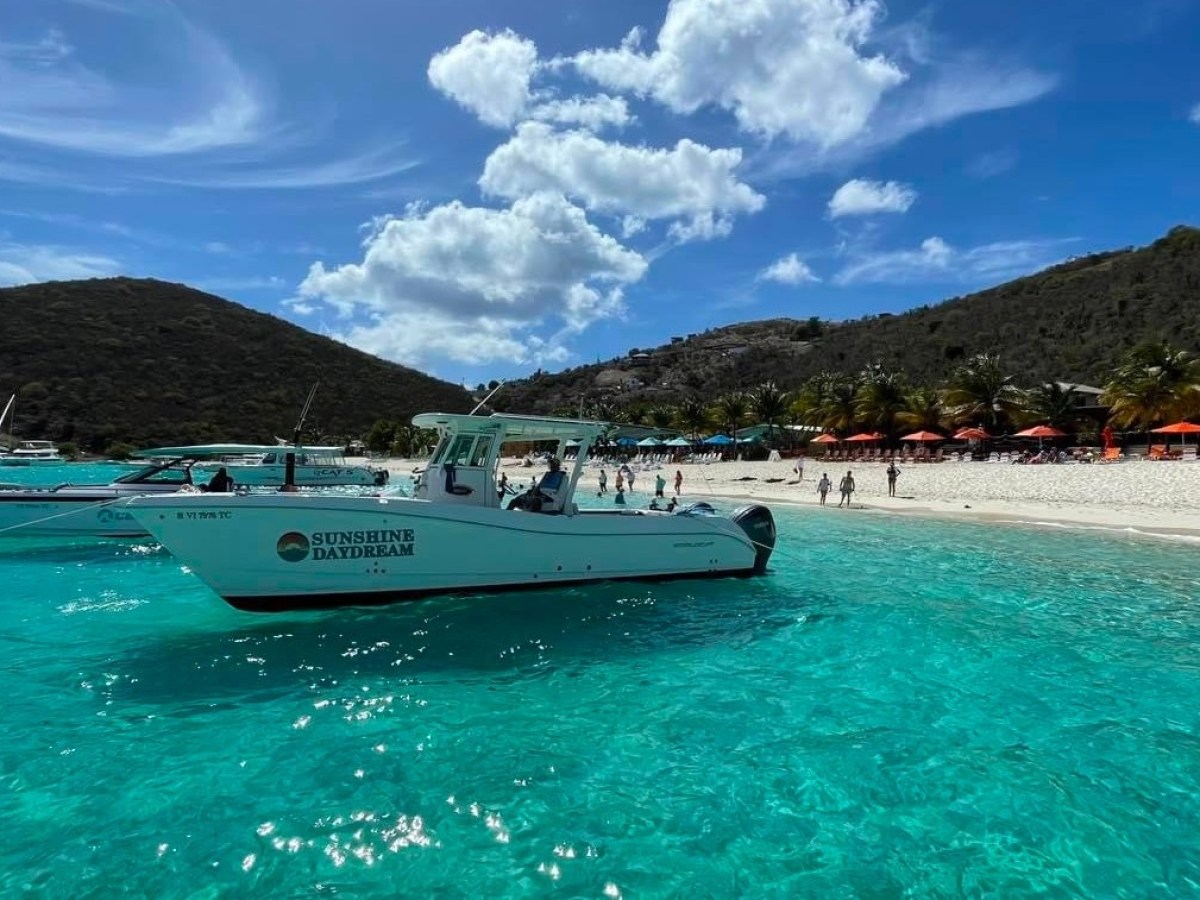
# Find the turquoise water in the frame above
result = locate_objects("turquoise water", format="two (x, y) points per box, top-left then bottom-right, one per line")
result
(2, 468), (1200, 895)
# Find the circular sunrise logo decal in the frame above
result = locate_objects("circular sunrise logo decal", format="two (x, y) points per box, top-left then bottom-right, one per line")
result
(276, 531), (311, 562)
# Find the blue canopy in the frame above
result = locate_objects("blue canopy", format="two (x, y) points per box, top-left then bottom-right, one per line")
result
(616, 437), (640, 446)
(702, 434), (734, 445)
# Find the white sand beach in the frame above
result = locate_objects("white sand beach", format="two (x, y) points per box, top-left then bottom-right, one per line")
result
(384, 455), (1200, 539)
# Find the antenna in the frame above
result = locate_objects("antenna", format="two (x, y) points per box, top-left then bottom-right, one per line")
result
(292, 382), (320, 445)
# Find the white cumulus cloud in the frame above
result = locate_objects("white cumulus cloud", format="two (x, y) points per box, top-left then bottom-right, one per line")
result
(529, 94), (631, 131)
(758, 253), (819, 285)
(834, 235), (1073, 285)
(572, 0), (906, 146)
(827, 178), (916, 217)
(480, 122), (764, 239)
(297, 192), (647, 366)
(427, 29), (538, 128)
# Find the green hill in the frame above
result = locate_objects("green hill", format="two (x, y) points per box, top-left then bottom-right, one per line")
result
(0, 277), (473, 451)
(496, 225), (1200, 414)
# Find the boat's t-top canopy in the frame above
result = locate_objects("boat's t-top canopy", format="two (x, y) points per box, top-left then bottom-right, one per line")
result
(411, 413), (608, 444)
(137, 443), (344, 458)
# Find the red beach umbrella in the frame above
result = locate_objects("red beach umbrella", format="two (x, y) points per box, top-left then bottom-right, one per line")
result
(810, 433), (840, 444)
(845, 432), (882, 442)
(1151, 422), (1200, 434)
(900, 430), (944, 442)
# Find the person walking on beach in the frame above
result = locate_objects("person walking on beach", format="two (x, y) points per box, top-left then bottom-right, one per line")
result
(817, 473), (831, 506)
(654, 473), (666, 498)
(837, 470), (855, 508)
(598, 468), (608, 496)
(674, 469), (683, 496)
(886, 460), (900, 498)
(627, 468), (636, 493)
(794, 456), (805, 481)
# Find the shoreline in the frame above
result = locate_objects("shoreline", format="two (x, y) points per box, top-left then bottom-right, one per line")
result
(382, 456), (1200, 542)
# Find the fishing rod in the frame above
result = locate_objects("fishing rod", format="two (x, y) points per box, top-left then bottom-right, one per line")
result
(292, 381), (320, 445)
(469, 381), (505, 416)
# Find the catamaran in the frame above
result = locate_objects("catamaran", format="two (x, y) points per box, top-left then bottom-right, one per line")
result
(125, 413), (777, 612)
(188, 444), (389, 487)
(0, 440), (65, 467)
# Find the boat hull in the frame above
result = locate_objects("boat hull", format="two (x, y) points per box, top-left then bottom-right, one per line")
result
(127, 494), (768, 611)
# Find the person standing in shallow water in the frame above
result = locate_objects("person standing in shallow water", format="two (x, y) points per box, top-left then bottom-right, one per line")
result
(817, 472), (831, 506)
(674, 469), (683, 496)
(654, 472), (666, 498)
(837, 470), (855, 508)
(886, 460), (900, 498)
(598, 468), (608, 495)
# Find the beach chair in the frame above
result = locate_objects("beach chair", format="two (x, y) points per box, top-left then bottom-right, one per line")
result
(1099, 447), (1122, 463)
(1148, 444), (1168, 461)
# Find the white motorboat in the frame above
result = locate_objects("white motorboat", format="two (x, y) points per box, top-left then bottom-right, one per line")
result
(186, 444), (389, 487)
(0, 440), (65, 467)
(126, 413), (777, 612)
(0, 454), (200, 537)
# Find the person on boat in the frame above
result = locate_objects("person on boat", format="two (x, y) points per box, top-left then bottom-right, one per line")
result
(507, 457), (566, 513)
(497, 471), (509, 501)
(205, 467), (234, 493)
(614, 485), (626, 506)
(666, 497), (677, 512)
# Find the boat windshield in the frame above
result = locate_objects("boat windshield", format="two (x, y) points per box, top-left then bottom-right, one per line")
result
(113, 460), (193, 486)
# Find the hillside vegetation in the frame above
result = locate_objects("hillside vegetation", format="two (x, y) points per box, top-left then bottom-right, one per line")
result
(0, 278), (473, 451)
(497, 225), (1200, 415)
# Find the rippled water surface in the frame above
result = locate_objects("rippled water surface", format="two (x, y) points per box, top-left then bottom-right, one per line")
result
(2, 469), (1199, 895)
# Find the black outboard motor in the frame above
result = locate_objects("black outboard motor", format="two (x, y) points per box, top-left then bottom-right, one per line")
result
(731, 504), (776, 573)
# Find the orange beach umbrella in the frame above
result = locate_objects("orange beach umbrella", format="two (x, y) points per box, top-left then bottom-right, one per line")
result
(900, 430), (944, 442)
(1151, 422), (1200, 434)
(845, 432), (884, 442)
(810, 433), (840, 444)
(953, 427), (991, 441)
(1013, 425), (1067, 439)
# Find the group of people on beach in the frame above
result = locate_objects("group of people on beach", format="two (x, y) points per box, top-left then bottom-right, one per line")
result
(598, 465), (684, 510)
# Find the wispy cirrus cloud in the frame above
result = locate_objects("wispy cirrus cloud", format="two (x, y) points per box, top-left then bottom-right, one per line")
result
(0, 18), (265, 157)
(0, 239), (120, 286)
(834, 235), (1076, 285)
(148, 142), (420, 190)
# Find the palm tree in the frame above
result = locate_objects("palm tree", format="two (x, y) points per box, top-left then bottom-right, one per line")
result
(943, 353), (1025, 431)
(647, 405), (674, 430)
(674, 396), (711, 439)
(747, 381), (790, 442)
(1103, 342), (1200, 428)
(896, 387), (946, 432)
(1023, 382), (1081, 431)
(712, 391), (749, 436)
(792, 371), (858, 433)
(854, 364), (908, 440)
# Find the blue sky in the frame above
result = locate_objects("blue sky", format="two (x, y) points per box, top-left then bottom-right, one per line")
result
(2, 0), (1198, 386)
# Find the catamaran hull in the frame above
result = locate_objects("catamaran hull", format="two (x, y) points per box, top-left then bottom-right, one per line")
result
(194, 463), (384, 487)
(0, 494), (148, 537)
(128, 494), (774, 611)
